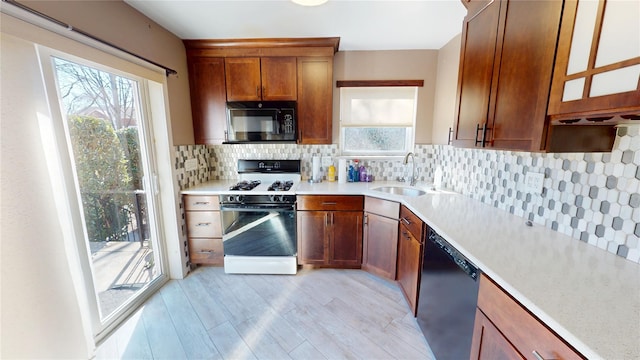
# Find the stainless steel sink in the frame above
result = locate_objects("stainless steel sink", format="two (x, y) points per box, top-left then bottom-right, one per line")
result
(372, 186), (427, 197)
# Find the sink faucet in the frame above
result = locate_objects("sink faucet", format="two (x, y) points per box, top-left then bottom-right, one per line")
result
(403, 152), (417, 186)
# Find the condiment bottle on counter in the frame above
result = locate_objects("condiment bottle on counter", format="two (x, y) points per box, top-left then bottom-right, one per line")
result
(327, 165), (336, 182)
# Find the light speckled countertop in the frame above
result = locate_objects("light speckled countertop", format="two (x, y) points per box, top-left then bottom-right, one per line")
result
(183, 180), (640, 359)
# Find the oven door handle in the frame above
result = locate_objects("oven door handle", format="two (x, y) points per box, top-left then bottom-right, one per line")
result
(220, 204), (295, 212)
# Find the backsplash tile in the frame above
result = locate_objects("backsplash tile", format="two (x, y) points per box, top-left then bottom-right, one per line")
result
(175, 124), (640, 264)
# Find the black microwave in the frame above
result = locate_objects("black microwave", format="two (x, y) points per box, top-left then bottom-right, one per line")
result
(224, 101), (297, 143)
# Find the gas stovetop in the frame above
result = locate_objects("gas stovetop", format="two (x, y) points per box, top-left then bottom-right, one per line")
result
(222, 159), (301, 197)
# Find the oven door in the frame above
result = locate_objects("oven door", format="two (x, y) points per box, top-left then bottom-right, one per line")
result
(220, 204), (297, 257)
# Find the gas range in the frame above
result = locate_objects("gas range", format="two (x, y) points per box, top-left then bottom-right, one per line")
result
(221, 159), (300, 275)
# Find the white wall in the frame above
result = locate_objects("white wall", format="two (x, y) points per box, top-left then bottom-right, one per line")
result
(1, 32), (92, 359)
(432, 33), (462, 145)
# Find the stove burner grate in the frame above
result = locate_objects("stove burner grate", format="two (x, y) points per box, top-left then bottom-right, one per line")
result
(229, 180), (261, 191)
(268, 180), (294, 191)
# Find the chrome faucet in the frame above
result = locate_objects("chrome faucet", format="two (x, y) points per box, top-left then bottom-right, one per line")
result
(403, 152), (417, 186)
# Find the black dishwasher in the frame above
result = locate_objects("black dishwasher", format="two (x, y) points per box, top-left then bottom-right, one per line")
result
(417, 227), (481, 360)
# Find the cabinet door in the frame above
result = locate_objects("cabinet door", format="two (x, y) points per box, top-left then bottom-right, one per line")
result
(225, 57), (261, 101)
(362, 212), (399, 280)
(187, 57), (227, 144)
(297, 57), (333, 144)
(396, 223), (423, 316)
(470, 309), (525, 360)
(490, 0), (563, 151)
(261, 57), (297, 101)
(297, 211), (328, 265)
(453, 0), (501, 148)
(330, 211), (363, 267)
(476, 275), (583, 360)
(548, 0), (640, 117)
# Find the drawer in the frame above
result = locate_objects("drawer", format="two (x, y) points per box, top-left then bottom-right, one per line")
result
(184, 195), (220, 211)
(399, 205), (423, 240)
(188, 238), (223, 265)
(186, 211), (222, 238)
(477, 275), (582, 360)
(365, 196), (399, 218)
(297, 195), (364, 211)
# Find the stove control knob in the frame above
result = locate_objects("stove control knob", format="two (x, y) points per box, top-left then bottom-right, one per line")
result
(236, 195), (245, 203)
(273, 195), (283, 203)
(227, 195), (235, 202)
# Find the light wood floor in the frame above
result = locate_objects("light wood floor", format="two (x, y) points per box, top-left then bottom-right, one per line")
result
(95, 266), (435, 360)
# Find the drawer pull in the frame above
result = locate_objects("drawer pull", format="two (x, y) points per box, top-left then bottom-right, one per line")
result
(401, 217), (411, 225)
(197, 249), (215, 254)
(322, 202), (337, 205)
(401, 231), (410, 239)
(532, 351), (549, 360)
(194, 201), (210, 205)
(196, 222), (211, 227)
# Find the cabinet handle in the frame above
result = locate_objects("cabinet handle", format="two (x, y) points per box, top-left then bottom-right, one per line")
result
(364, 214), (368, 225)
(401, 217), (411, 225)
(475, 123), (491, 147)
(447, 127), (453, 145)
(401, 230), (411, 239)
(532, 351), (547, 360)
(194, 201), (210, 205)
(196, 222), (211, 227)
(197, 249), (215, 254)
(322, 202), (337, 205)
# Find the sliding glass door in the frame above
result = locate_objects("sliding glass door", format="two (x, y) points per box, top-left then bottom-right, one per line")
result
(44, 53), (167, 337)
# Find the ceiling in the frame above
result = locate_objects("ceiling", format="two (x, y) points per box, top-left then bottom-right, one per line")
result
(124, 0), (467, 51)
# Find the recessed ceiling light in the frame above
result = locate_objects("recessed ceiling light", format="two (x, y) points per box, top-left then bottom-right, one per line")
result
(291, 0), (328, 6)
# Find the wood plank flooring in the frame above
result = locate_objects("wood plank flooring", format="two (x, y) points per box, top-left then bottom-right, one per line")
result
(95, 266), (435, 360)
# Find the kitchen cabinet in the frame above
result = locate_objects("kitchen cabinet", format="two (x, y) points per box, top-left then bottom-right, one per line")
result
(183, 195), (223, 265)
(548, 0), (640, 120)
(453, 0), (564, 151)
(297, 195), (363, 268)
(187, 57), (227, 144)
(184, 38), (339, 145)
(471, 274), (583, 360)
(362, 197), (400, 280)
(396, 205), (424, 316)
(225, 57), (297, 101)
(297, 57), (333, 144)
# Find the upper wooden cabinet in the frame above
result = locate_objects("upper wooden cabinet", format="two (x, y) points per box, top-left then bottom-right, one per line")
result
(453, 0), (564, 151)
(548, 0), (640, 120)
(297, 57), (334, 144)
(184, 38), (339, 145)
(187, 57), (227, 144)
(225, 57), (297, 101)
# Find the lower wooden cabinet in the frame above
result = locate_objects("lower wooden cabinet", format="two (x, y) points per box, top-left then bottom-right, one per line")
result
(183, 195), (223, 266)
(362, 197), (400, 280)
(471, 275), (583, 360)
(297, 195), (363, 267)
(396, 205), (425, 316)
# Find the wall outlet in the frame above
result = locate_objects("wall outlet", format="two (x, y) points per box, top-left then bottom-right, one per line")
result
(321, 156), (333, 167)
(184, 158), (198, 171)
(524, 172), (544, 195)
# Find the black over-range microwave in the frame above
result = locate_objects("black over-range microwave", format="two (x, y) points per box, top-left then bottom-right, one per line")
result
(224, 101), (297, 143)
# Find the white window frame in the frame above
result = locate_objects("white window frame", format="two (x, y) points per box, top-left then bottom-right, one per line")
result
(339, 86), (418, 157)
